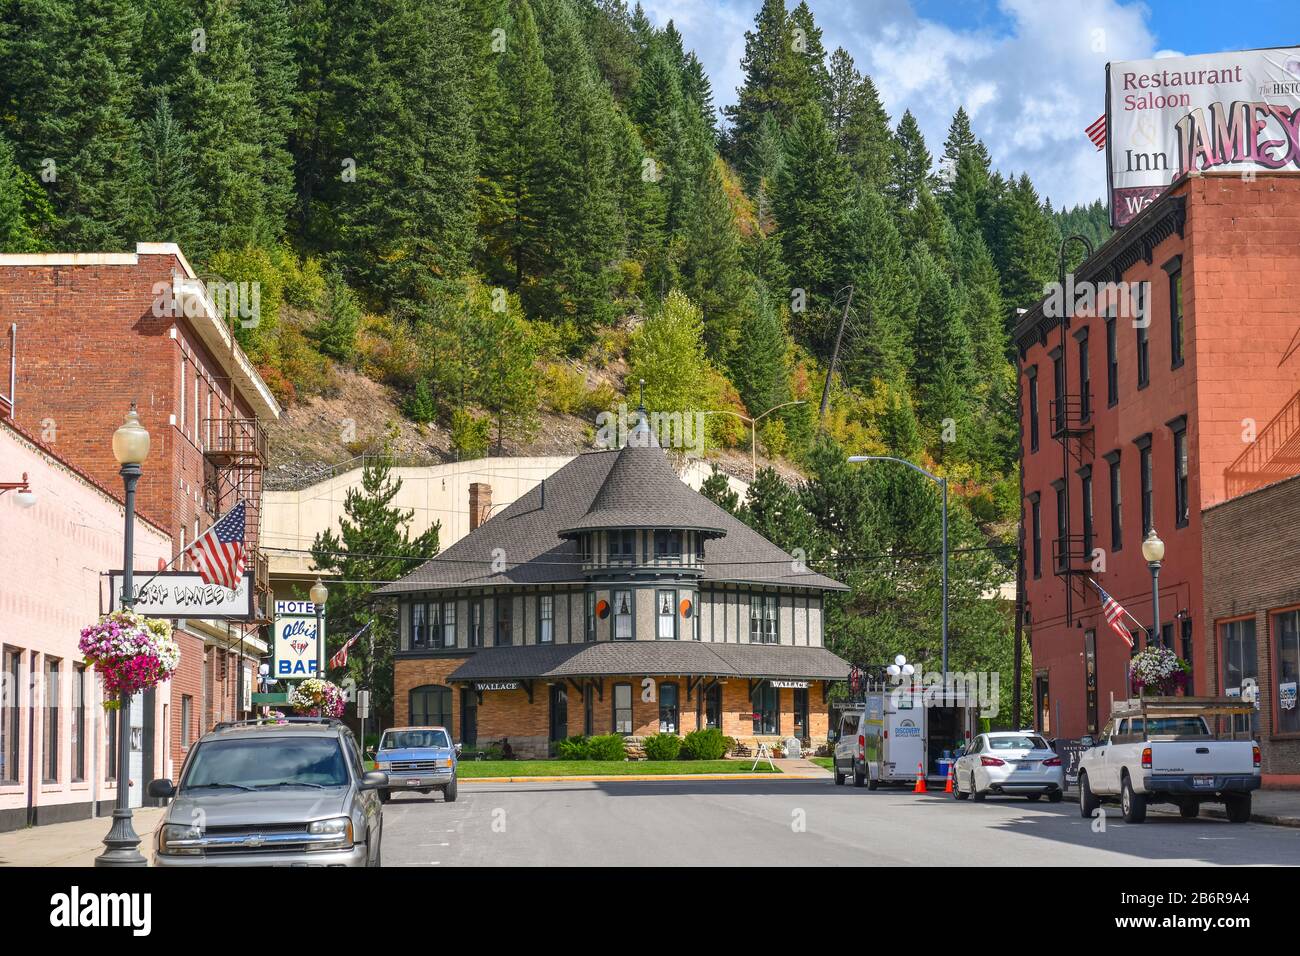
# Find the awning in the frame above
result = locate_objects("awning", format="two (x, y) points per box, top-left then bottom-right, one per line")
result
(444, 641), (850, 683)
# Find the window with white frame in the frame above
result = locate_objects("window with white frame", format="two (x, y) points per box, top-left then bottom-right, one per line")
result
(657, 589), (676, 639)
(442, 601), (457, 648)
(613, 590), (633, 640)
(538, 595), (554, 644)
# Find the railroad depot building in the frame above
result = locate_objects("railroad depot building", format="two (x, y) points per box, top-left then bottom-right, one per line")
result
(379, 416), (850, 757)
(1016, 172), (1300, 744)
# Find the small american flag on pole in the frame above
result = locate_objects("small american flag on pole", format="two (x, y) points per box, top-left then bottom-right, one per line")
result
(187, 501), (247, 591)
(1089, 578), (1141, 648)
(329, 621), (371, 670)
(1085, 113), (1106, 151)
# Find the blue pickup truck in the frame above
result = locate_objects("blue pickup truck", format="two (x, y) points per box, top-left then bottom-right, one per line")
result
(369, 726), (459, 803)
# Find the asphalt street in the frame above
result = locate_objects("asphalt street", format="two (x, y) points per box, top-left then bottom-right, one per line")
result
(379, 778), (1300, 866)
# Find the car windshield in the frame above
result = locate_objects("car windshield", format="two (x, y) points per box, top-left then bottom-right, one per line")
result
(987, 735), (1049, 751)
(182, 736), (349, 790)
(1130, 717), (1210, 737)
(380, 730), (450, 750)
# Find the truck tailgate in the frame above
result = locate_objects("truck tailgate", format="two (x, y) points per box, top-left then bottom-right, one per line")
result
(1150, 740), (1255, 775)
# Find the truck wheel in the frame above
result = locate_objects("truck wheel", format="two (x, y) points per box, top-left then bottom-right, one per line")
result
(1224, 793), (1251, 823)
(444, 778), (458, 803)
(1178, 800), (1200, 819)
(833, 760), (845, 786)
(1079, 772), (1100, 818)
(866, 773), (879, 791)
(971, 774), (986, 801)
(378, 788), (391, 804)
(852, 764), (866, 787)
(1048, 790), (1063, 803)
(1121, 774), (1147, 823)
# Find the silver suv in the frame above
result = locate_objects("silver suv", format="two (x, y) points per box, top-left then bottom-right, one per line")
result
(148, 717), (388, 867)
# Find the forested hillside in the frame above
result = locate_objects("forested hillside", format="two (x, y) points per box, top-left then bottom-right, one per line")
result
(0, 0), (1111, 693)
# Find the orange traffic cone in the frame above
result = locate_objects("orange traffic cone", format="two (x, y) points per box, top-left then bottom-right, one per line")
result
(944, 762), (954, 794)
(913, 761), (928, 793)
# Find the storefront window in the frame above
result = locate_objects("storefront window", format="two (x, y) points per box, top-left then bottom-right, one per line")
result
(1275, 610), (1300, 734)
(657, 589), (676, 639)
(659, 683), (679, 733)
(753, 683), (779, 735)
(410, 685), (452, 727)
(613, 591), (633, 640)
(1, 647), (18, 784)
(613, 683), (633, 735)
(72, 664), (86, 782)
(44, 658), (59, 783)
(1220, 619), (1258, 736)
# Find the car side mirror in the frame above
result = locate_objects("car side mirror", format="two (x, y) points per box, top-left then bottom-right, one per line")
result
(147, 778), (175, 799)
(359, 770), (388, 791)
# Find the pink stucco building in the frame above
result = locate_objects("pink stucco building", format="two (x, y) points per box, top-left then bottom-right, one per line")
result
(0, 418), (172, 831)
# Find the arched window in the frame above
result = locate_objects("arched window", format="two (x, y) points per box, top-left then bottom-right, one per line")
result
(409, 685), (452, 727)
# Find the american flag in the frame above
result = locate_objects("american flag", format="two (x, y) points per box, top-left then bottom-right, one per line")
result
(1085, 113), (1107, 151)
(1089, 578), (1139, 648)
(187, 501), (246, 591)
(329, 621), (371, 670)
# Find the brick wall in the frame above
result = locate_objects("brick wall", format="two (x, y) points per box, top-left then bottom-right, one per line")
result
(1203, 474), (1300, 782)
(170, 630), (204, 769)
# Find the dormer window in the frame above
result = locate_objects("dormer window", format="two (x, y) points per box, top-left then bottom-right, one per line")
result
(654, 529), (682, 561)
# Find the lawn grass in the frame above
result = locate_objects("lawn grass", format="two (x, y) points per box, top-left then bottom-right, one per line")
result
(809, 757), (835, 772)
(455, 759), (781, 777)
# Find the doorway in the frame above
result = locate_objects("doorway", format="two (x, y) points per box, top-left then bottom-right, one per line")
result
(548, 684), (568, 745)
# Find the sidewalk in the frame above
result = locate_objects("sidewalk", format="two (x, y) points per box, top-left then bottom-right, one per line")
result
(463, 757), (834, 784)
(0, 808), (163, 867)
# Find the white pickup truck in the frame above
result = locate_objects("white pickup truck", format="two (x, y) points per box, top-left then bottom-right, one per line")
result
(1076, 697), (1260, 824)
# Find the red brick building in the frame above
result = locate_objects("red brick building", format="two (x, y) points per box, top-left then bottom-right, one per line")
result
(1016, 173), (1300, 742)
(0, 243), (280, 780)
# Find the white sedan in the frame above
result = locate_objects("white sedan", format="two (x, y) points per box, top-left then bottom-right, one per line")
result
(952, 732), (1065, 802)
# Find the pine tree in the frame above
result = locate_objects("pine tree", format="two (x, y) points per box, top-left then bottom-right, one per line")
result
(135, 94), (203, 255)
(725, 0), (789, 170)
(994, 173), (1059, 313)
(728, 283), (790, 418)
(629, 289), (713, 416)
(887, 109), (934, 211)
(0, 130), (54, 252)
(238, 0), (297, 239)
(909, 244), (975, 420)
(700, 466), (740, 515)
(739, 466), (820, 558)
(311, 455), (440, 726)
(2, 0), (145, 248)
(679, 157), (750, 362)
(783, 1), (831, 115)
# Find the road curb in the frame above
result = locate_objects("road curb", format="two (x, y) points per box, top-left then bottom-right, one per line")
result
(1067, 786), (1300, 828)
(460, 774), (824, 783)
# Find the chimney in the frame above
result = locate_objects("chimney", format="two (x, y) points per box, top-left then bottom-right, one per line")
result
(469, 482), (492, 531)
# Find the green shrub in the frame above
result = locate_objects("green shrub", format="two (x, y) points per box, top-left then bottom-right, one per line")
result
(406, 380), (436, 425)
(586, 734), (627, 761)
(540, 363), (587, 414)
(683, 727), (728, 761)
(554, 735), (590, 760)
(581, 381), (620, 417)
(450, 408), (491, 459)
(643, 733), (682, 760)
(722, 735), (737, 755)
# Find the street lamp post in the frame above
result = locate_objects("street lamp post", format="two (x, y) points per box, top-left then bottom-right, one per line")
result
(311, 578), (329, 682)
(1142, 528), (1165, 648)
(95, 404), (150, 868)
(701, 401), (807, 482)
(848, 455), (950, 678)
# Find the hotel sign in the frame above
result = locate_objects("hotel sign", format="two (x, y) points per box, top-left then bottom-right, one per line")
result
(274, 600), (322, 680)
(1106, 47), (1300, 227)
(474, 681), (521, 692)
(109, 570), (254, 620)
(769, 680), (809, 689)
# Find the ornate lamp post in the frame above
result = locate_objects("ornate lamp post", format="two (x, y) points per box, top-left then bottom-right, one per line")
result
(1141, 528), (1166, 648)
(311, 578), (329, 681)
(95, 404), (150, 867)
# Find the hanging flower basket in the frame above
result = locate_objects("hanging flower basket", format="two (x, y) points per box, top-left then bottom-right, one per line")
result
(79, 610), (180, 709)
(1129, 645), (1190, 697)
(287, 678), (346, 718)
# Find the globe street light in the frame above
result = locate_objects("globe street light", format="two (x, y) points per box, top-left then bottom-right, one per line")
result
(1142, 528), (1165, 649)
(96, 403), (150, 868)
(311, 578), (329, 681)
(849, 455), (950, 678)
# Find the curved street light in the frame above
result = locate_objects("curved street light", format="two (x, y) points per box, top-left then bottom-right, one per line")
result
(701, 400), (807, 481)
(848, 455), (950, 678)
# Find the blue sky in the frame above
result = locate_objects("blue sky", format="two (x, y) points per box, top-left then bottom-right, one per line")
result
(640, 0), (1300, 208)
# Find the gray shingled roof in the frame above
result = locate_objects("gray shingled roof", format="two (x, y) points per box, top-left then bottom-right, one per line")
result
(445, 641), (851, 681)
(374, 444), (846, 595)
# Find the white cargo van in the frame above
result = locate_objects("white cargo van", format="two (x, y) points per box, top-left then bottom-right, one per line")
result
(832, 682), (978, 788)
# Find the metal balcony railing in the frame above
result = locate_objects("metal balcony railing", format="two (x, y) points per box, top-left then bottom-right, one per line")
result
(203, 417), (269, 464)
(1049, 391), (1094, 439)
(1051, 534), (1094, 576)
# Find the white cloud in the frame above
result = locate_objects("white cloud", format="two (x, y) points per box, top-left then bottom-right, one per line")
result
(640, 0), (1168, 208)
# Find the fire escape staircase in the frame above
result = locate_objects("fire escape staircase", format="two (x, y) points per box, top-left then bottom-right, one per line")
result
(203, 417), (271, 627)
(1223, 388), (1300, 497)
(1050, 389), (1095, 619)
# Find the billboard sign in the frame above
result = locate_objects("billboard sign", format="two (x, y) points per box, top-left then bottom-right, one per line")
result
(1106, 47), (1300, 227)
(109, 570), (254, 620)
